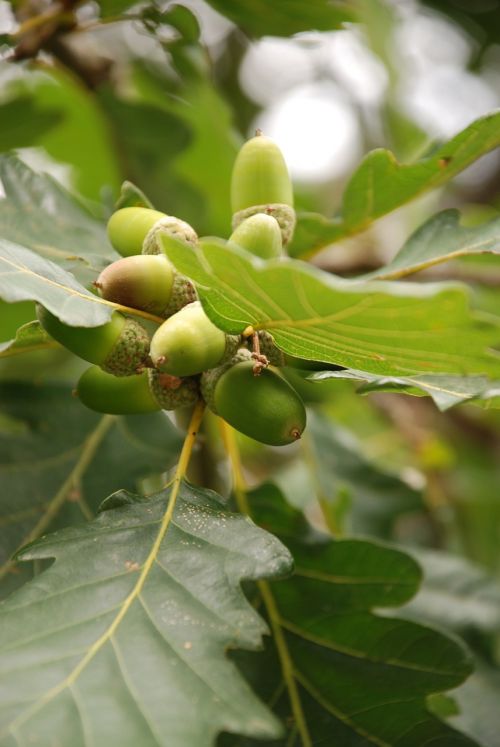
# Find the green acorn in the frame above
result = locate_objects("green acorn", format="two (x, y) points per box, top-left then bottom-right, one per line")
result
(95, 255), (175, 316)
(37, 306), (150, 376)
(231, 133), (296, 246)
(201, 348), (306, 446)
(107, 207), (167, 257)
(150, 301), (240, 377)
(76, 366), (198, 414)
(229, 213), (283, 259)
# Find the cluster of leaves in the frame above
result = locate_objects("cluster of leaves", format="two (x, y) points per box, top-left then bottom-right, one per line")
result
(1, 2), (500, 746)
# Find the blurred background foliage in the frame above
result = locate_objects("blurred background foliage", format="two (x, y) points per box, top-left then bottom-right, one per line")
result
(1, 1), (500, 743)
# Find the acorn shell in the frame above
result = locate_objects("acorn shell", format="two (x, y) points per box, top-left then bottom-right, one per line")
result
(231, 134), (293, 213)
(142, 215), (198, 255)
(77, 367), (159, 414)
(230, 213), (283, 259)
(203, 352), (307, 446)
(96, 255), (174, 316)
(232, 203), (296, 247)
(150, 301), (239, 377)
(107, 207), (166, 257)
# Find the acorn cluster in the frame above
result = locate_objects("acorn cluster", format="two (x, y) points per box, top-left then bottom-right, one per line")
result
(37, 134), (307, 446)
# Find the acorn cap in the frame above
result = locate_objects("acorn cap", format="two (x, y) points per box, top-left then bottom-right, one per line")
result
(150, 301), (239, 377)
(142, 215), (198, 255)
(230, 213), (283, 260)
(102, 317), (151, 376)
(107, 207), (167, 257)
(77, 367), (159, 414)
(96, 255), (174, 316)
(256, 330), (286, 367)
(147, 370), (199, 410)
(231, 134), (294, 213)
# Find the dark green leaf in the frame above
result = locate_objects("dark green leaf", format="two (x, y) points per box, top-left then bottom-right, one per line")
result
(0, 97), (62, 152)
(114, 180), (155, 211)
(0, 382), (182, 598)
(237, 485), (478, 746)
(205, 0), (357, 37)
(289, 112), (500, 258)
(0, 482), (291, 744)
(164, 236), (500, 378)
(0, 321), (54, 358)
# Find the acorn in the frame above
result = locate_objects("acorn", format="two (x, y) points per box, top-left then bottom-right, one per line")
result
(231, 133), (296, 246)
(76, 366), (199, 414)
(36, 306), (150, 376)
(107, 207), (167, 257)
(95, 255), (175, 316)
(150, 301), (240, 377)
(229, 213), (283, 260)
(201, 349), (306, 446)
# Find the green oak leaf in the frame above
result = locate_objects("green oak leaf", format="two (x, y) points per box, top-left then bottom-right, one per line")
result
(163, 236), (500, 378)
(220, 484), (478, 746)
(0, 321), (53, 358)
(0, 483), (291, 745)
(365, 209), (500, 281)
(289, 111), (500, 258)
(0, 382), (182, 599)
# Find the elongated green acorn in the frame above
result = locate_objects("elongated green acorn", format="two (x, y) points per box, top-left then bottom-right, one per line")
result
(229, 213), (283, 259)
(95, 255), (174, 316)
(37, 306), (150, 376)
(77, 366), (198, 414)
(201, 349), (306, 446)
(150, 301), (240, 377)
(231, 133), (296, 245)
(107, 207), (167, 257)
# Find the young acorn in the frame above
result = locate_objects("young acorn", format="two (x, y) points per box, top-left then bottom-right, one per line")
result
(201, 348), (306, 446)
(229, 213), (283, 260)
(37, 306), (150, 376)
(107, 207), (167, 257)
(95, 255), (175, 317)
(76, 366), (199, 414)
(231, 132), (296, 246)
(150, 301), (240, 377)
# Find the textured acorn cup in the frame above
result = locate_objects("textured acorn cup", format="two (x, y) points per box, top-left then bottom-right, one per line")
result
(95, 255), (174, 316)
(107, 207), (167, 257)
(230, 133), (296, 245)
(150, 301), (240, 377)
(229, 213), (283, 260)
(201, 351), (306, 446)
(37, 306), (150, 376)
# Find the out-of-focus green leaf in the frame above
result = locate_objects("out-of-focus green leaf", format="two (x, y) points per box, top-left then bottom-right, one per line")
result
(233, 484), (477, 746)
(0, 155), (116, 282)
(164, 236), (500, 378)
(399, 548), (500, 635)
(0, 97), (62, 151)
(306, 411), (423, 536)
(0, 64), (122, 202)
(289, 111), (500, 258)
(0, 482), (291, 744)
(0, 321), (54, 358)
(0, 382), (182, 599)
(365, 210), (500, 280)
(0, 239), (114, 327)
(97, 0), (142, 16)
(311, 369), (500, 411)
(205, 0), (357, 36)
(0, 301), (35, 342)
